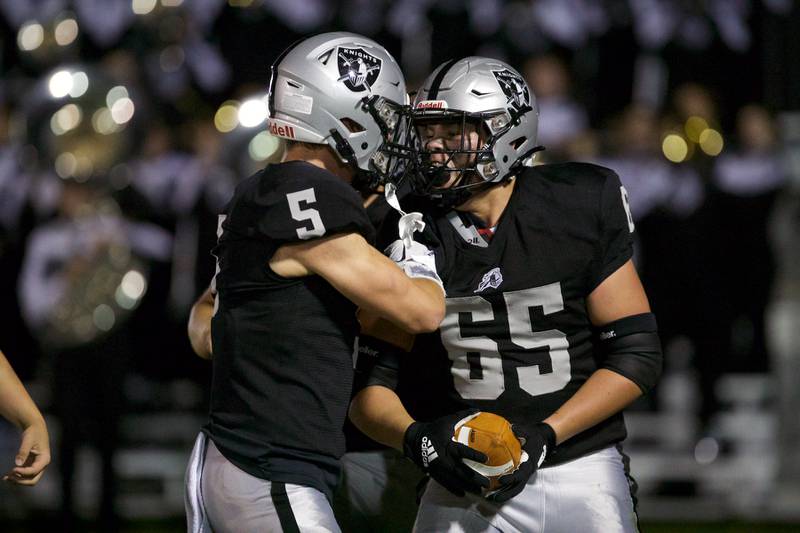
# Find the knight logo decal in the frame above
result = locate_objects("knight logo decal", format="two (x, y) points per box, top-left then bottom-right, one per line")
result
(475, 267), (503, 293)
(337, 47), (382, 92)
(492, 69), (530, 112)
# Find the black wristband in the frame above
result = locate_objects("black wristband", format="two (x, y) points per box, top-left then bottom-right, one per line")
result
(537, 422), (557, 452)
(402, 421), (422, 462)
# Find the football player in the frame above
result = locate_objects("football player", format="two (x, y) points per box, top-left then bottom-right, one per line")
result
(184, 33), (446, 533)
(349, 57), (663, 532)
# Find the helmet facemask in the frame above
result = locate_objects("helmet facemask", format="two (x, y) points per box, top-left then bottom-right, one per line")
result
(393, 57), (544, 208)
(354, 94), (416, 192)
(404, 106), (543, 208)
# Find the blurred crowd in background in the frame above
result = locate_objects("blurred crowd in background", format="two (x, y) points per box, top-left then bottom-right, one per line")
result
(1, 0), (799, 530)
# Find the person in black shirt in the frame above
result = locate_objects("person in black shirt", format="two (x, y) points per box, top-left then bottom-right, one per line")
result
(184, 33), (445, 533)
(350, 57), (662, 533)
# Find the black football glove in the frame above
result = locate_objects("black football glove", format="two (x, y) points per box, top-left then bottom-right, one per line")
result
(403, 410), (491, 497)
(487, 422), (556, 503)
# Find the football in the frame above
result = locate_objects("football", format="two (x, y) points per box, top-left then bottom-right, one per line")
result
(453, 412), (526, 491)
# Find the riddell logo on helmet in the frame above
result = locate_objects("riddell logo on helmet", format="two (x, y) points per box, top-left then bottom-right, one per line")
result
(416, 100), (448, 110)
(269, 122), (296, 139)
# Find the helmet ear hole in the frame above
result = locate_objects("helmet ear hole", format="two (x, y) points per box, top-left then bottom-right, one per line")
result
(510, 136), (527, 150)
(342, 118), (366, 133)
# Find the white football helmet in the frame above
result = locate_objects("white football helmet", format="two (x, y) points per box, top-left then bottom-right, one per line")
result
(267, 32), (412, 190)
(407, 56), (542, 206)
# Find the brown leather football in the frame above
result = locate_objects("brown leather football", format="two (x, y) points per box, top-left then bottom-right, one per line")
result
(453, 412), (523, 490)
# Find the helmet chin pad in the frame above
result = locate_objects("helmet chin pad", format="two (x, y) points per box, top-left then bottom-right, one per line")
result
(425, 165), (451, 188)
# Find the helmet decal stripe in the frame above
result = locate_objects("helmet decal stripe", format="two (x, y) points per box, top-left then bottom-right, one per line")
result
(268, 38), (305, 115)
(427, 58), (459, 100)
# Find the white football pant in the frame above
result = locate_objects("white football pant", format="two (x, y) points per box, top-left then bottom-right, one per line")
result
(414, 445), (639, 533)
(185, 432), (341, 533)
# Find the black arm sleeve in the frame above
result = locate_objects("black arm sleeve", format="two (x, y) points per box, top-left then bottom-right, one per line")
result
(594, 313), (663, 394)
(353, 335), (403, 392)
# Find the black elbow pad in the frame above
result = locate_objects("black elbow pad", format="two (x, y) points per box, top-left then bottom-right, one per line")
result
(594, 313), (663, 394)
(353, 335), (402, 393)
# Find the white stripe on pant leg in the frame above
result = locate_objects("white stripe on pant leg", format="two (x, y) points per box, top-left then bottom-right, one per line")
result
(185, 432), (212, 533)
(284, 484), (342, 533)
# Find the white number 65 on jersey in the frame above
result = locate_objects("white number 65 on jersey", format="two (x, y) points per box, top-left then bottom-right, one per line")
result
(440, 282), (571, 400)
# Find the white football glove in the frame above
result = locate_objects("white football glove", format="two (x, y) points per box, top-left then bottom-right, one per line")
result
(382, 184), (444, 293)
(385, 236), (444, 295)
(398, 211), (426, 249)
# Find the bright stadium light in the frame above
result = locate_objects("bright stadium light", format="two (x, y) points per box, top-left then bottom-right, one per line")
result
(69, 71), (89, 98)
(18, 22), (44, 51)
(51, 103), (83, 135)
(55, 18), (79, 46)
(249, 132), (281, 161)
(699, 128), (724, 156)
(110, 98), (135, 125)
(238, 98), (269, 128)
(132, 0), (157, 15)
(214, 101), (240, 132)
(662, 134), (688, 163)
(684, 116), (708, 143)
(49, 70), (74, 98)
(121, 270), (147, 300)
(55, 152), (78, 178)
(92, 108), (119, 135)
(106, 86), (129, 108)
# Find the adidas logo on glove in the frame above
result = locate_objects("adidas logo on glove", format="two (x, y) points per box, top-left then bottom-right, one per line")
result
(420, 436), (438, 467)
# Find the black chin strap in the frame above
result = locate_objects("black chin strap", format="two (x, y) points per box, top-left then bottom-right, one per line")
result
(329, 128), (379, 193)
(508, 145), (546, 175)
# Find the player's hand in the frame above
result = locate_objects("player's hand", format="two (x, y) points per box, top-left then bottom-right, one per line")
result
(488, 422), (556, 503)
(384, 236), (443, 293)
(403, 410), (490, 497)
(3, 419), (50, 486)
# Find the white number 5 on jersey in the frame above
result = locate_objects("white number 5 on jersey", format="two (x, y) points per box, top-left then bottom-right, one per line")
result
(287, 188), (326, 239)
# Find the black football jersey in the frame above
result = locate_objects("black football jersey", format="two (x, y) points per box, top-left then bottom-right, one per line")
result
(379, 162), (636, 466)
(204, 161), (374, 499)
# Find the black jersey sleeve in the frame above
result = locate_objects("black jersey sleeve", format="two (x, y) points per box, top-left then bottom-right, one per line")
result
(592, 169), (635, 289)
(226, 164), (375, 245)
